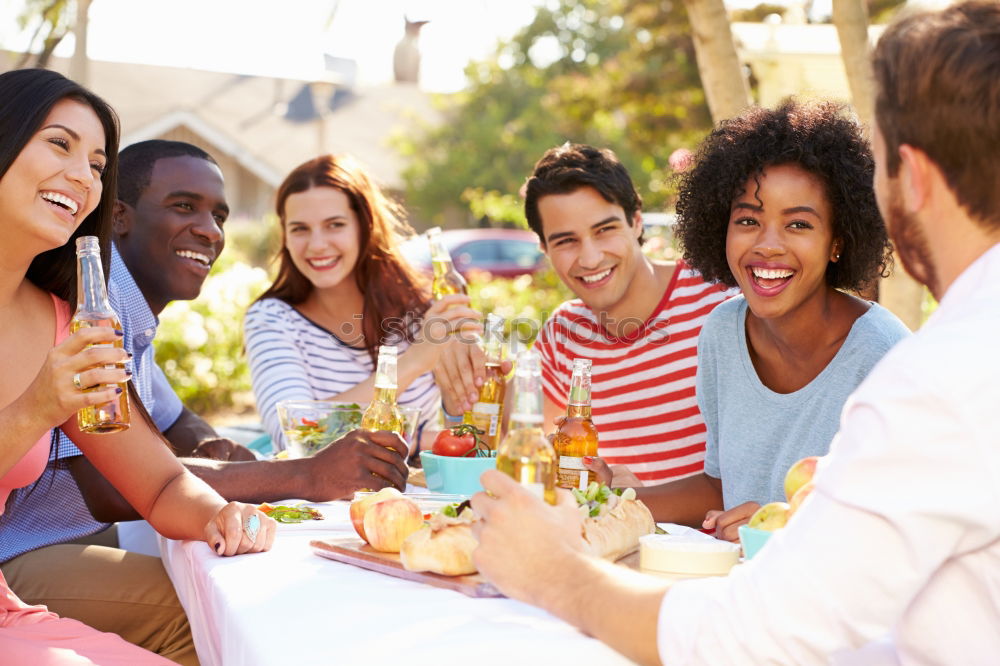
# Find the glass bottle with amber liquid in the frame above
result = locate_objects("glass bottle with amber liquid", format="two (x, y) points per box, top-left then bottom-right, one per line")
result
(463, 313), (506, 450)
(71, 236), (130, 433)
(426, 226), (468, 299)
(553, 358), (599, 490)
(496, 348), (557, 505)
(361, 345), (405, 434)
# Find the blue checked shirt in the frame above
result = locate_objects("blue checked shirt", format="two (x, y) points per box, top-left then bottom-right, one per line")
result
(0, 245), (183, 563)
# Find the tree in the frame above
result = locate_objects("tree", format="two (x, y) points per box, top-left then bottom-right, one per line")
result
(832, 0), (924, 329)
(832, 0), (874, 126)
(682, 0), (752, 123)
(14, 0), (72, 69)
(396, 0), (713, 227)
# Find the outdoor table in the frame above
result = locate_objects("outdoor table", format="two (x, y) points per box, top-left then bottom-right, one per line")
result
(159, 500), (636, 666)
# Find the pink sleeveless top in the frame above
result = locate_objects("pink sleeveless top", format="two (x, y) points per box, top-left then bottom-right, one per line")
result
(0, 293), (70, 512)
(0, 294), (171, 663)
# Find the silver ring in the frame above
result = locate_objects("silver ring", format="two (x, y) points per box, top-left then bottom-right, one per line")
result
(73, 373), (84, 390)
(244, 514), (261, 543)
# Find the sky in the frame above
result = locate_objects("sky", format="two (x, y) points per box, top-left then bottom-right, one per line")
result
(0, 0), (853, 93)
(0, 0), (543, 92)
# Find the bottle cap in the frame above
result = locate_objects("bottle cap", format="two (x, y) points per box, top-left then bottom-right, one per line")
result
(75, 235), (100, 256)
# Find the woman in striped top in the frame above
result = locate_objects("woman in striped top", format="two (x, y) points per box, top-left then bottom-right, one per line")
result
(244, 155), (477, 455)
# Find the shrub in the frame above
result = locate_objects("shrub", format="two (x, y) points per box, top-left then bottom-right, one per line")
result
(155, 253), (270, 416)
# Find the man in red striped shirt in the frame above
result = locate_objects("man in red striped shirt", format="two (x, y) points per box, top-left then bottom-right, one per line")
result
(524, 144), (730, 487)
(435, 144), (730, 490)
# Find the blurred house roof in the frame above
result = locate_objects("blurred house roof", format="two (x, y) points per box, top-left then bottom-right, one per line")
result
(0, 52), (442, 191)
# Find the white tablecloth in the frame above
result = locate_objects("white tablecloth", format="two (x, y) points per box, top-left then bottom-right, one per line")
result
(160, 501), (636, 666)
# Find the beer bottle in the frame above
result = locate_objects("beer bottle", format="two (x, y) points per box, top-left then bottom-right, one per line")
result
(553, 359), (599, 489)
(426, 227), (468, 299)
(361, 345), (405, 434)
(496, 348), (557, 505)
(71, 236), (130, 434)
(463, 313), (506, 450)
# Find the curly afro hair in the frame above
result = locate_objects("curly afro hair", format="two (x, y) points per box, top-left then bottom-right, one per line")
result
(674, 99), (892, 290)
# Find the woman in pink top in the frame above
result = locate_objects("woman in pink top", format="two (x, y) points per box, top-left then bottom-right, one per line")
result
(0, 69), (276, 663)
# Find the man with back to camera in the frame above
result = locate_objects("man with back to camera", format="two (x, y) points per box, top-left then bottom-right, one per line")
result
(469, 3), (1000, 663)
(1, 140), (409, 663)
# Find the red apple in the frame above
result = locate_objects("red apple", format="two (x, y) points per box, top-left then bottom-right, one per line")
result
(349, 487), (403, 542)
(788, 481), (815, 517)
(784, 456), (820, 502)
(363, 497), (424, 553)
(748, 501), (791, 531)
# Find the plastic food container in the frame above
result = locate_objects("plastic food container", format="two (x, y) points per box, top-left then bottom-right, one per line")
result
(419, 451), (496, 495)
(638, 533), (741, 581)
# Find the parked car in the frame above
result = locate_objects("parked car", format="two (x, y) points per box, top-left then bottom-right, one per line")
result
(400, 228), (545, 278)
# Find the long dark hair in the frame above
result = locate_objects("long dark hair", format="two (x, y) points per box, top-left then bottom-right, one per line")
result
(0, 68), (121, 313)
(0, 69), (120, 515)
(255, 154), (428, 365)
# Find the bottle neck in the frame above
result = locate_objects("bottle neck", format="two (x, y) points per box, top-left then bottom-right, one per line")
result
(431, 257), (456, 278)
(373, 353), (398, 389)
(568, 367), (592, 407)
(509, 374), (543, 430)
(76, 251), (113, 318)
(372, 385), (398, 403)
(565, 403), (591, 419)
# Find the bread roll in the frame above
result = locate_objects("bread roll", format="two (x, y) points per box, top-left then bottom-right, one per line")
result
(400, 514), (478, 576)
(582, 499), (656, 561)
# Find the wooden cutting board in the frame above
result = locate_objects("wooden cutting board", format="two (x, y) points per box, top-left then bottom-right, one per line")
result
(311, 536), (641, 599)
(311, 536), (501, 598)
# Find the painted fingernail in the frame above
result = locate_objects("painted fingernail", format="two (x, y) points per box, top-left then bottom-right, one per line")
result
(115, 387), (123, 394)
(582, 456), (594, 464)
(114, 329), (124, 336)
(215, 541), (224, 554)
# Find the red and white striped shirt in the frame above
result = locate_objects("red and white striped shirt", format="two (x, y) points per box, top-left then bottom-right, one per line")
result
(535, 262), (731, 484)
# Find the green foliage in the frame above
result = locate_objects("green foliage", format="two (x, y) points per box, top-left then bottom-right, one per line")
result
(461, 188), (528, 229)
(469, 267), (574, 346)
(395, 0), (712, 226)
(730, 4), (788, 22)
(154, 251), (271, 416)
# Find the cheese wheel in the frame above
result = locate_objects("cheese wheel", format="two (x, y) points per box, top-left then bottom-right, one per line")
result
(638, 534), (740, 579)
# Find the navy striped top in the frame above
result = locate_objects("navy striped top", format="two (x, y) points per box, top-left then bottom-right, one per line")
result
(244, 298), (440, 450)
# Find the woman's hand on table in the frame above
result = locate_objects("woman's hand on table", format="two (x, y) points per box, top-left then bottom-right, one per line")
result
(702, 501), (759, 542)
(205, 501), (276, 556)
(24, 324), (130, 429)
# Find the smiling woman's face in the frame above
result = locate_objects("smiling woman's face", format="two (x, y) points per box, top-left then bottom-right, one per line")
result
(0, 98), (107, 253)
(283, 186), (362, 292)
(725, 164), (840, 322)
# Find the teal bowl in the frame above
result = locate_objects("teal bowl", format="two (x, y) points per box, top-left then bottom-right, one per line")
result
(738, 525), (774, 559)
(419, 451), (496, 495)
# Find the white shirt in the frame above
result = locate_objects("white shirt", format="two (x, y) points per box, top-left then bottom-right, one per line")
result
(657, 242), (1000, 665)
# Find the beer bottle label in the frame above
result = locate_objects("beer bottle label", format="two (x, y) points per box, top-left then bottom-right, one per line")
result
(558, 456), (589, 490)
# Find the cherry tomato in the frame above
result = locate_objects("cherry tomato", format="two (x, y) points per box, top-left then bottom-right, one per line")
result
(431, 424), (483, 457)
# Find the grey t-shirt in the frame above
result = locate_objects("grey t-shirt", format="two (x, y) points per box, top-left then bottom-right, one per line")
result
(698, 296), (911, 508)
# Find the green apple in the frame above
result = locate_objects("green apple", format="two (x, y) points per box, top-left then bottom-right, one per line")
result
(748, 501), (791, 531)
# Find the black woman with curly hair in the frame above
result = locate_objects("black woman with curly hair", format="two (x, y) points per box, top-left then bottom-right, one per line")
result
(649, 99), (910, 541)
